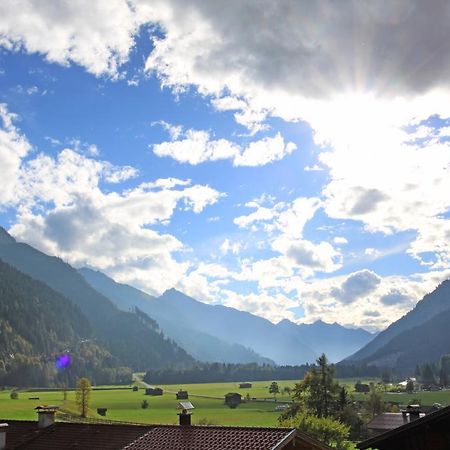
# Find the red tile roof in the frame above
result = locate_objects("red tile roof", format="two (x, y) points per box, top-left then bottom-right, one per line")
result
(1, 420), (331, 450)
(123, 425), (297, 450)
(3, 420), (154, 450)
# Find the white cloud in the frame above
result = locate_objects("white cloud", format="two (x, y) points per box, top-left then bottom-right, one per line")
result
(331, 270), (381, 304)
(0, 0), (147, 77)
(234, 205), (275, 229)
(273, 238), (341, 273)
(153, 129), (296, 166)
(0, 104), (32, 205)
(222, 289), (298, 324)
(333, 236), (348, 245)
(0, 106), (224, 295)
(295, 269), (450, 331)
(220, 238), (242, 255)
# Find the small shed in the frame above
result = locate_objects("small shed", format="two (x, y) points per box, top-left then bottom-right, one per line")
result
(97, 408), (107, 417)
(176, 390), (189, 400)
(145, 387), (163, 396)
(225, 392), (242, 405)
(239, 383), (252, 389)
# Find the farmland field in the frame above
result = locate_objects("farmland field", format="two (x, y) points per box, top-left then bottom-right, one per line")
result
(0, 380), (296, 426)
(1, 379), (449, 426)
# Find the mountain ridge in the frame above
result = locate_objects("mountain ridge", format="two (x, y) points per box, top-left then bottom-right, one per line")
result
(80, 267), (373, 365)
(345, 279), (450, 363)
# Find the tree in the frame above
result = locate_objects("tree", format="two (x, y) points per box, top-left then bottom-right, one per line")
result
(269, 382), (280, 400)
(75, 377), (92, 417)
(405, 379), (414, 393)
(365, 384), (384, 418)
(381, 369), (392, 385)
(141, 399), (149, 409)
(421, 363), (436, 386)
(439, 355), (450, 387)
(279, 411), (354, 450)
(282, 386), (292, 398)
(293, 354), (338, 418)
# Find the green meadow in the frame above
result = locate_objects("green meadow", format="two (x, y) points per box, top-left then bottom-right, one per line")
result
(1, 379), (449, 426)
(0, 380), (296, 426)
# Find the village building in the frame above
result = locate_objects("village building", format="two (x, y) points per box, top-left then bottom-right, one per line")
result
(144, 388), (163, 396)
(175, 390), (188, 400)
(224, 392), (242, 406)
(366, 405), (426, 435)
(0, 406), (331, 450)
(358, 404), (450, 450)
(239, 382), (252, 388)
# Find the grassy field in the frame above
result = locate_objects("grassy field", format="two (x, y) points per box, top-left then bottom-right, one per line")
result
(0, 380), (296, 426)
(2, 379), (449, 426)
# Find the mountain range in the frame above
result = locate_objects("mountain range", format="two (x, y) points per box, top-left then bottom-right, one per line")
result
(79, 267), (373, 365)
(0, 226), (375, 372)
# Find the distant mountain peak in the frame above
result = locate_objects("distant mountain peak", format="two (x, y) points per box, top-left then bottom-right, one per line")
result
(0, 226), (16, 244)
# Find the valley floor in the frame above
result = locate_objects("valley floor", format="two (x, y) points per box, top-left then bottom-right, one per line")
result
(1, 379), (450, 427)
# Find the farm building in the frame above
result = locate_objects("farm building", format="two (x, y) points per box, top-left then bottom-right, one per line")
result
(175, 390), (188, 400)
(358, 404), (450, 450)
(0, 406), (332, 450)
(145, 387), (163, 396)
(239, 382), (252, 388)
(224, 392), (242, 405)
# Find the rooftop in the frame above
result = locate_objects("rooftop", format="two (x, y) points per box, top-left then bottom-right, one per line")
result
(123, 425), (297, 450)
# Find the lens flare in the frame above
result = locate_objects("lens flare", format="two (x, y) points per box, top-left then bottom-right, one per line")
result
(55, 353), (71, 369)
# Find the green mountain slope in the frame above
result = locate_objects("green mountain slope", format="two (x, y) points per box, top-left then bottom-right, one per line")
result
(359, 306), (450, 371)
(0, 227), (194, 372)
(0, 260), (129, 386)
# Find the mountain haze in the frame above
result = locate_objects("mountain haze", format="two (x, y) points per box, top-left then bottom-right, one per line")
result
(79, 267), (274, 365)
(276, 319), (373, 363)
(79, 266), (373, 365)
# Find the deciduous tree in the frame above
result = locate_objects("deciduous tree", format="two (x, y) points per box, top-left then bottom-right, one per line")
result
(75, 377), (91, 417)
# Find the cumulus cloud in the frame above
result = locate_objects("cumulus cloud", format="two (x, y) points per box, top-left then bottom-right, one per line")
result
(380, 289), (411, 306)
(331, 270), (381, 304)
(0, 0), (147, 77)
(0, 106), (223, 295)
(153, 129), (296, 166)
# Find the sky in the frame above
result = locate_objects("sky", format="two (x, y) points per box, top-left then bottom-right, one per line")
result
(1, 1), (450, 332)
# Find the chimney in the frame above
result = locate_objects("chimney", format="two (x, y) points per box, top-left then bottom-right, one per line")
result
(177, 401), (194, 426)
(0, 423), (8, 450)
(401, 405), (421, 423)
(178, 410), (192, 426)
(407, 405), (421, 422)
(35, 406), (58, 428)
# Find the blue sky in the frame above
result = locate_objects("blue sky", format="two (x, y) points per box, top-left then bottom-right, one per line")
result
(1, 1), (450, 331)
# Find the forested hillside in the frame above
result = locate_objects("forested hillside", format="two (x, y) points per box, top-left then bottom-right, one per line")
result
(0, 227), (194, 378)
(0, 260), (131, 386)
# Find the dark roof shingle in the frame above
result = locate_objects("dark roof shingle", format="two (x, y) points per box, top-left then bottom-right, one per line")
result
(124, 425), (297, 450)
